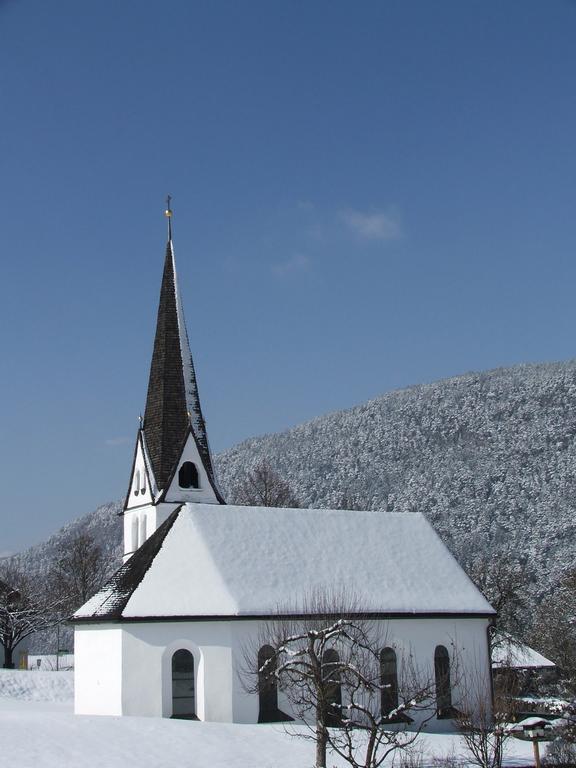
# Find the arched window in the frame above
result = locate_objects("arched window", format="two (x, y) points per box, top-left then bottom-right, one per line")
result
(130, 517), (138, 552)
(322, 649), (342, 727)
(138, 515), (147, 548)
(134, 469), (140, 495)
(434, 645), (452, 718)
(172, 649), (196, 719)
(380, 647), (399, 720)
(258, 645), (278, 723)
(178, 461), (199, 489)
(140, 469), (146, 495)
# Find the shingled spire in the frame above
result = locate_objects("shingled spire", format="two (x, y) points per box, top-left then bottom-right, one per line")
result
(141, 203), (224, 502)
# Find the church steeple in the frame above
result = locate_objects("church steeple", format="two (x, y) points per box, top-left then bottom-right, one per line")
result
(123, 201), (224, 537)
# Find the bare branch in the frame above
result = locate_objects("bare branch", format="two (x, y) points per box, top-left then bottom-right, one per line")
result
(229, 460), (301, 508)
(0, 562), (64, 668)
(240, 591), (436, 768)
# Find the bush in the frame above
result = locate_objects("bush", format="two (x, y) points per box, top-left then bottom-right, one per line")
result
(542, 737), (576, 767)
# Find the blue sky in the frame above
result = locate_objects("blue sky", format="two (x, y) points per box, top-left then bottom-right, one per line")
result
(1, 0), (576, 552)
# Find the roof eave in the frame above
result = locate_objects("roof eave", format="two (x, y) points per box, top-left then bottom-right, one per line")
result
(71, 610), (496, 625)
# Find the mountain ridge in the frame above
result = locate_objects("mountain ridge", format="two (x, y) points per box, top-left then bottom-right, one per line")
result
(217, 358), (576, 599)
(9, 358), (576, 610)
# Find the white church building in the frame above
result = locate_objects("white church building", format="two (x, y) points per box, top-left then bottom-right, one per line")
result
(73, 205), (495, 728)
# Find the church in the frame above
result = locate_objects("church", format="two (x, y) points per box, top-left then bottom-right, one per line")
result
(72, 204), (495, 728)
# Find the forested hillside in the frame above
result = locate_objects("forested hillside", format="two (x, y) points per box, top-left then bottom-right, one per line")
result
(10, 359), (576, 610)
(218, 360), (576, 599)
(9, 501), (123, 581)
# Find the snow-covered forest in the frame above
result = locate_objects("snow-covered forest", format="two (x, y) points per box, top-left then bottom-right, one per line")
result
(219, 360), (576, 600)
(8, 359), (576, 640)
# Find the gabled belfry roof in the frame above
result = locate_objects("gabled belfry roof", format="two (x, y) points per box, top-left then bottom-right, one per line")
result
(74, 505), (495, 622)
(141, 236), (223, 502)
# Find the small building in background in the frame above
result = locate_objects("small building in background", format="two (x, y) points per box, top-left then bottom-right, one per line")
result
(492, 631), (558, 717)
(492, 632), (556, 673)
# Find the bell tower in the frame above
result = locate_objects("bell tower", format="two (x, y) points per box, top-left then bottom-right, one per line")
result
(122, 199), (224, 561)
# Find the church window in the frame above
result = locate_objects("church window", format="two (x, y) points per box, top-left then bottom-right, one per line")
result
(258, 645), (279, 723)
(179, 461), (199, 489)
(134, 470), (141, 495)
(322, 649), (342, 726)
(434, 645), (452, 718)
(140, 470), (146, 494)
(138, 515), (147, 548)
(380, 647), (400, 721)
(171, 649), (196, 719)
(130, 517), (138, 552)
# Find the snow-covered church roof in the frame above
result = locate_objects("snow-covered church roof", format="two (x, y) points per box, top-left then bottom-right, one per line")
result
(74, 504), (494, 621)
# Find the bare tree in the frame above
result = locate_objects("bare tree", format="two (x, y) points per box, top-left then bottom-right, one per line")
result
(243, 594), (435, 768)
(327, 640), (435, 768)
(529, 568), (576, 692)
(456, 664), (518, 768)
(332, 492), (370, 512)
(0, 563), (63, 668)
(463, 555), (527, 642)
(232, 460), (301, 508)
(48, 530), (112, 615)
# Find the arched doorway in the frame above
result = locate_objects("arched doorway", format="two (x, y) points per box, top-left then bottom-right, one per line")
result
(171, 649), (196, 719)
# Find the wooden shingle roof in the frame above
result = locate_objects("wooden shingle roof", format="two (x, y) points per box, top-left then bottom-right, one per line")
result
(142, 238), (223, 502)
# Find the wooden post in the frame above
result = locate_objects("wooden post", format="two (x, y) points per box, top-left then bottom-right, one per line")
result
(532, 739), (541, 768)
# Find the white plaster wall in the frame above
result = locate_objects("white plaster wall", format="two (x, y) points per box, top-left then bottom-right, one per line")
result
(369, 616), (492, 733)
(119, 622), (234, 721)
(74, 626), (123, 715)
(228, 617), (492, 731)
(125, 440), (153, 511)
(75, 617), (491, 730)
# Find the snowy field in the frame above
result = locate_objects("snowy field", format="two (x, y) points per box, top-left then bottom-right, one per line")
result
(0, 671), (538, 768)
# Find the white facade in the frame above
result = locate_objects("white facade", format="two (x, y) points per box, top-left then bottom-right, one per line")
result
(75, 504), (496, 728)
(75, 626), (123, 715)
(74, 616), (492, 730)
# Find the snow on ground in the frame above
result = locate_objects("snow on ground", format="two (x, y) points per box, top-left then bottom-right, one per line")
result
(517, 696), (568, 714)
(0, 669), (73, 701)
(0, 672), (538, 768)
